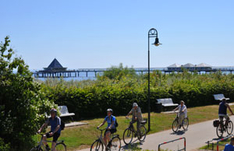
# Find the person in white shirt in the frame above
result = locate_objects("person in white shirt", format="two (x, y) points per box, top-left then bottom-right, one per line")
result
(173, 100), (187, 127)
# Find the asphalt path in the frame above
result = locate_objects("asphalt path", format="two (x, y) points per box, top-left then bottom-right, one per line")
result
(79, 116), (234, 151)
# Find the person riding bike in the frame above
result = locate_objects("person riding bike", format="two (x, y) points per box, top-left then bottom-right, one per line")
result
(38, 108), (61, 151)
(173, 100), (187, 128)
(97, 108), (117, 147)
(219, 98), (234, 127)
(126, 102), (143, 136)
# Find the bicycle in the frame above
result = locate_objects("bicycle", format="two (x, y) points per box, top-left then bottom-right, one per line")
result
(123, 117), (147, 145)
(215, 117), (233, 138)
(90, 128), (121, 151)
(172, 112), (189, 133)
(30, 133), (66, 151)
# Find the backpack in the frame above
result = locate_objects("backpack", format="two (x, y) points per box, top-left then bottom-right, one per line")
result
(56, 117), (65, 130)
(111, 115), (118, 128)
(60, 120), (65, 130)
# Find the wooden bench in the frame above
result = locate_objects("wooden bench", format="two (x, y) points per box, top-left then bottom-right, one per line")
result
(58, 105), (75, 118)
(157, 98), (178, 108)
(213, 94), (230, 101)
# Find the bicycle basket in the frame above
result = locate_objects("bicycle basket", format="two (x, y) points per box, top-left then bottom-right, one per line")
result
(213, 120), (220, 127)
(141, 118), (147, 124)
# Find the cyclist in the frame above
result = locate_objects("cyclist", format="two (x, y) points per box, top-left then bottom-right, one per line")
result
(219, 98), (234, 127)
(224, 136), (234, 151)
(97, 108), (117, 146)
(173, 100), (187, 128)
(126, 102), (142, 136)
(38, 108), (61, 151)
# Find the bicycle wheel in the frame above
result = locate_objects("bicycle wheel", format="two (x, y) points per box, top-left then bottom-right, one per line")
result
(227, 121), (233, 135)
(138, 125), (147, 142)
(55, 142), (66, 151)
(182, 118), (189, 131)
(172, 119), (179, 133)
(110, 136), (121, 151)
(90, 140), (104, 151)
(30, 147), (42, 151)
(123, 128), (133, 145)
(216, 125), (223, 138)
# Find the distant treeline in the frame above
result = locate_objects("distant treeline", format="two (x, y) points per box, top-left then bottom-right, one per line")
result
(39, 63), (234, 120)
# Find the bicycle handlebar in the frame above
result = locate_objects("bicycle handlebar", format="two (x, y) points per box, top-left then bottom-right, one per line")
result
(125, 116), (131, 120)
(97, 127), (106, 131)
(36, 132), (43, 135)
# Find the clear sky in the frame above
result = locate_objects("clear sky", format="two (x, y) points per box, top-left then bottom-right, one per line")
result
(1, 0), (234, 70)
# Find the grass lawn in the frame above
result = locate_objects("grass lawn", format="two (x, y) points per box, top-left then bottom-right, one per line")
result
(37, 105), (234, 151)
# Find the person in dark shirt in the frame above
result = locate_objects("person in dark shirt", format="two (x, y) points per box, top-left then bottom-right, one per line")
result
(219, 98), (234, 127)
(38, 108), (61, 151)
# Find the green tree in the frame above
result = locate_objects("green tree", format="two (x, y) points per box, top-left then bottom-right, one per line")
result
(0, 37), (55, 150)
(98, 63), (137, 80)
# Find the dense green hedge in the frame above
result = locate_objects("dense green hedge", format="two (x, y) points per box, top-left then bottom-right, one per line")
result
(41, 67), (234, 120)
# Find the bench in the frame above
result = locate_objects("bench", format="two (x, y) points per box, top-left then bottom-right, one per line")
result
(213, 94), (230, 101)
(58, 105), (75, 117)
(157, 98), (178, 107)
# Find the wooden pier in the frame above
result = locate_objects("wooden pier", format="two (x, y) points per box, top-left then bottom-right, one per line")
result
(34, 59), (234, 78)
(33, 67), (234, 78)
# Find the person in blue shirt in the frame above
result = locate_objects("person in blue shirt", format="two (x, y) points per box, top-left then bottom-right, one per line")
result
(97, 108), (116, 146)
(38, 108), (61, 151)
(224, 136), (234, 151)
(219, 98), (233, 127)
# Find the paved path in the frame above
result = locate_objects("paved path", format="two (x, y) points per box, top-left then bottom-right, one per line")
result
(79, 116), (234, 151)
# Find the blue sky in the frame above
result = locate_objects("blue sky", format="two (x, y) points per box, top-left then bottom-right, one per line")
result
(1, 0), (234, 69)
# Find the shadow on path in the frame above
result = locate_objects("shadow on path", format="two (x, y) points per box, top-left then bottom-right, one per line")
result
(170, 130), (185, 136)
(121, 139), (144, 150)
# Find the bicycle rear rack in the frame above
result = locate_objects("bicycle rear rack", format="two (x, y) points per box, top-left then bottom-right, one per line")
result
(158, 137), (186, 151)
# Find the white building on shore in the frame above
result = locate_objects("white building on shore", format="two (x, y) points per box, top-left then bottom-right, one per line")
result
(167, 63), (212, 72)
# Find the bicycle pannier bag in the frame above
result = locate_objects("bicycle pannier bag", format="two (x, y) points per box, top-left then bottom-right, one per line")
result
(213, 120), (219, 127)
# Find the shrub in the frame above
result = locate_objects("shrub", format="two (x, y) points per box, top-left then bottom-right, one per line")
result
(41, 69), (234, 120)
(0, 37), (55, 150)
(98, 63), (137, 80)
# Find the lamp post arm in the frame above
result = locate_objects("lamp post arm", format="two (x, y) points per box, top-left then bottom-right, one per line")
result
(148, 28), (158, 38)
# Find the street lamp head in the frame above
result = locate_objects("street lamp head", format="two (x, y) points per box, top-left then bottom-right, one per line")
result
(153, 37), (161, 46)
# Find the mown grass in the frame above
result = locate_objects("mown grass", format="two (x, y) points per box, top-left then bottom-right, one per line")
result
(38, 104), (234, 151)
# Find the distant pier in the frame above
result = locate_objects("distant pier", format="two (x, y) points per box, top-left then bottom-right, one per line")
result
(33, 59), (234, 78)
(33, 67), (234, 78)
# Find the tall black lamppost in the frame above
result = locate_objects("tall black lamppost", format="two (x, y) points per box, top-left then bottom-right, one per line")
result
(148, 28), (160, 131)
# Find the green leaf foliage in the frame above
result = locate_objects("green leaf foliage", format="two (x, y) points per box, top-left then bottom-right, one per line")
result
(0, 37), (55, 150)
